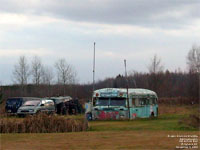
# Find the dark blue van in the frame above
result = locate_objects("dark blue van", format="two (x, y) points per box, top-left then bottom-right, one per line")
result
(5, 97), (40, 114)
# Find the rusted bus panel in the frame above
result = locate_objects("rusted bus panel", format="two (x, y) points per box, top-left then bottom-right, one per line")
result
(92, 110), (128, 120)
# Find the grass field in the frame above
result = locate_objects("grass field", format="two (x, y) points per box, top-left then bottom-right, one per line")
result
(1, 105), (199, 150)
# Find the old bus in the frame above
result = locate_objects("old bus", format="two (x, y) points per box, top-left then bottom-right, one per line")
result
(85, 88), (158, 120)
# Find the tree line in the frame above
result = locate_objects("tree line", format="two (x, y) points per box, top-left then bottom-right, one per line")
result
(0, 45), (199, 104)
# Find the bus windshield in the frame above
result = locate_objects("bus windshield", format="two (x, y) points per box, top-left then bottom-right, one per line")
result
(95, 97), (126, 106)
(110, 98), (126, 106)
(95, 98), (109, 106)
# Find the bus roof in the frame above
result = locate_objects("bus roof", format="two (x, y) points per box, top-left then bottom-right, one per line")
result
(94, 88), (157, 97)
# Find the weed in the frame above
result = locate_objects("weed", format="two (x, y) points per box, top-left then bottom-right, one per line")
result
(0, 113), (88, 133)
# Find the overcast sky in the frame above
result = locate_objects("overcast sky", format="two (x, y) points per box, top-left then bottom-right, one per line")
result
(0, 0), (200, 85)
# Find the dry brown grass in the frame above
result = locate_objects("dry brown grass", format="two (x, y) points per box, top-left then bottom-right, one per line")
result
(1, 131), (199, 150)
(0, 100), (6, 115)
(179, 108), (200, 129)
(0, 114), (88, 133)
(158, 104), (192, 115)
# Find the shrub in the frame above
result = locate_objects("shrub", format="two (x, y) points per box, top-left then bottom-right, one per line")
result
(179, 109), (200, 129)
(0, 114), (88, 133)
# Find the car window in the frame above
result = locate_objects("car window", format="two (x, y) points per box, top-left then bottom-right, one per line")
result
(6, 98), (22, 105)
(44, 100), (54, 106)
(23, 100), (40, 106)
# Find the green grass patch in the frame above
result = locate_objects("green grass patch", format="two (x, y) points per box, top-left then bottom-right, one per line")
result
(88, 113), (197, 132)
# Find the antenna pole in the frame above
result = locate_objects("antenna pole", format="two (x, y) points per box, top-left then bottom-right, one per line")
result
(124, 59), (130, 119)
(92, 42), (96, 106)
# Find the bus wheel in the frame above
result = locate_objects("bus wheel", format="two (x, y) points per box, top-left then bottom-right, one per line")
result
(86, 113), (92, 121)
(151, 112), (155, 118)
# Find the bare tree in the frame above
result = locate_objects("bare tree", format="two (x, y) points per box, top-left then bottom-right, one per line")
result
(55, 58), (76, 95)
(31, 56), (43, 85)
(55, 59), (76, 84)
(41, 65), (54, 97)
(41, 66), (54, 85)
(147, 54), (164, 93)
(148, 54), (164, 74)
(13, 55), (30, 85)
(187, 45), (200, 73)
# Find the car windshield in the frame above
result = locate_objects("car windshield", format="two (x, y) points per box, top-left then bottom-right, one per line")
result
(6, 98), (21, 105)
(95, 98), (109, 106)
(23, 100), (40, 106)
(110, 98), (126, 106)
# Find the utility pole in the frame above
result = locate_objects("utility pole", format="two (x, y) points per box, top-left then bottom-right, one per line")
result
(124, 59), (130, 119)
(92, 42), (96, 106)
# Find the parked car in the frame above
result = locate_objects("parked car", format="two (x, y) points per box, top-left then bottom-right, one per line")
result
(17, 99), (55, 116)
(5, 97), (40, 114)
(50, 96), (84, 115)
(50, 96), (72, 115)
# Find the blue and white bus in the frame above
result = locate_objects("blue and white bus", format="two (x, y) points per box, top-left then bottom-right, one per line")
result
(85, 88), (158, 120)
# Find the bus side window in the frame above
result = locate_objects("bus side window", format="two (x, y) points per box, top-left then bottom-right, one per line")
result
(139, 99), (145, 106)
(153, 98), (157, 104)
(149, 99), (153, 105)
(135, 98), (139, 106)
(145, 98), (149, 105)
(132, 98), (135, 107)
(139, 98), (149, 106)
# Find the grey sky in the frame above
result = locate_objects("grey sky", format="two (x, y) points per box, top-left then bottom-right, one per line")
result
(0, 0), (200, 85)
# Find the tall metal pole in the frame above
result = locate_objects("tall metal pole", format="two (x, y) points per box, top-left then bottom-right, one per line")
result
(124, 59), (130, 119)
(92, 42), (96, 106)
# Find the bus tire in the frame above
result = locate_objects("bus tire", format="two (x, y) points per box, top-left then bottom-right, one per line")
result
(151, 112), (155, 118)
